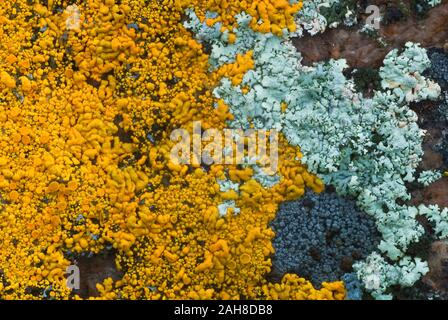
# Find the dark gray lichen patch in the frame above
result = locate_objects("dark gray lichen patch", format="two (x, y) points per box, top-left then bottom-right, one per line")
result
(270, 191), (380, 287)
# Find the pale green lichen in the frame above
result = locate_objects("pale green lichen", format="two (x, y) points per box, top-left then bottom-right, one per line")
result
(293, 0), (342, 36)
(218, 179), (240, 192)
(252, 165), (280, 188)
(419, 205), (448, 239)
(380, 43), (441, 103)
(426, 0), (442, 8)
(354, 252), (429, 300)
(418, 170), (442, 186)
(218, 200), (240, 216)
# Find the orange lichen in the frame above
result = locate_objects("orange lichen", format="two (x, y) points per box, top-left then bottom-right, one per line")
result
(260, 275), (345, 300)
(193, 0), (303, 36)
(213, 51), (255, 86)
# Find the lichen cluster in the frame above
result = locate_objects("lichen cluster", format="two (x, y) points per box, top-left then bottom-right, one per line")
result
(270, 192), (380, 287)
(0, 0), (446, 301)
(186, 1), (448, 299)
(0, 0), (345, 300)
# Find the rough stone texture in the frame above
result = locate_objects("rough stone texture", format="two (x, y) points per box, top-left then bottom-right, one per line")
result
(422, 240), (448, 294)
(293, 1), (448, 68)
(411, 178), (448, 209)
(73, 250), (123, 298)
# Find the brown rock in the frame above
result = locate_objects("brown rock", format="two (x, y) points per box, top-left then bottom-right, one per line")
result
(421, 147), (444, 171)
(75, 251), (123, 298)
(293, 2), (448, 68)
(411, 177), (448, 208)
(422, 240), (448, 294)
